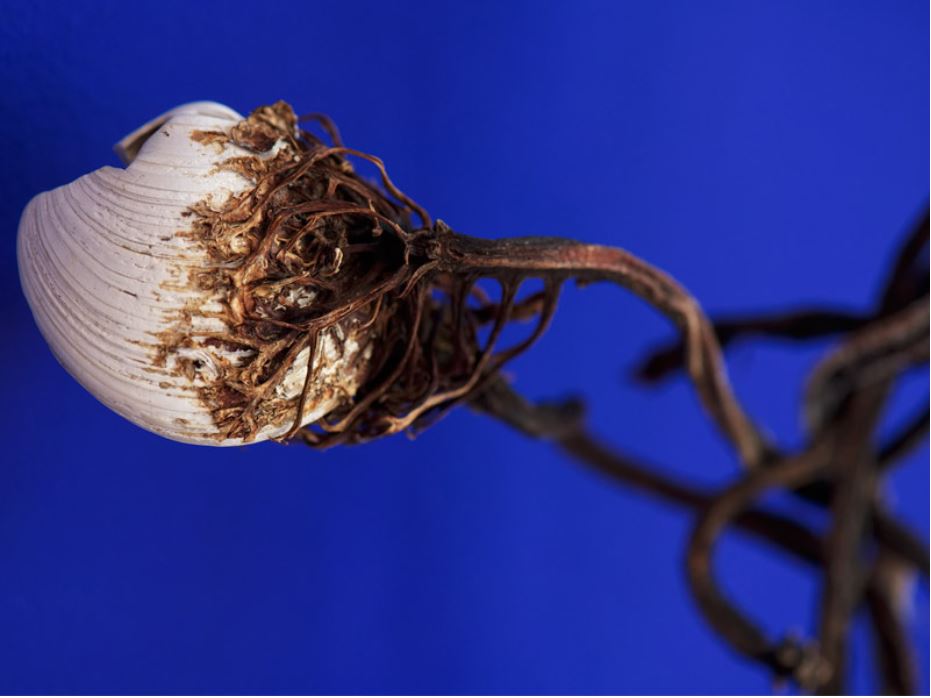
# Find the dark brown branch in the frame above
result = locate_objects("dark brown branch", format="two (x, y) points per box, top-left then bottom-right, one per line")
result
(879, 208), (929, 313)
(460, 216), (929, 693)
(879, 407), (930, 470)
(436, 215), (928, 695)
(866, 553), (919, 695)
(848, 210), (929, 695)
(634, 309), (868, 383)
(808, 258), (928, 692)
(438, 233), (771, 468)
(473, 375), (929, 692)
(816, 387), (888, 694)
(804, 295), (929, 433)
(684, 442), (834, 689)
(470, 379), (823, 565)
(873, 510), (931, 575)
(633, 206), (927, 388)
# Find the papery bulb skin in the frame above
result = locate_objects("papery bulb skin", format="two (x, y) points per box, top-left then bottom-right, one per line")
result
(18, 102), (369, 445)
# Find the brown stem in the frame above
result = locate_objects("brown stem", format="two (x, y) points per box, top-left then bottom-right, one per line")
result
(816, 386), (888, 694)
(866, 552), (918, 695)
(632, 206), (927, 386)
(808, 293), (927, 693)
(804, 295), (929, 433)
(684, 442), (835, 689)
(453, 218), (929, 694)
(634, 308), (868, 383)
(442, 228), (928, 694)
(434, 232), (770, 468)
(879, 407), (930, 470)
(470, 378), (822, 566)
(873, 510), (930, 575)
(472, 379), (834, 687)
(473, 375), (930, 693)
(879, 208), (929, 313)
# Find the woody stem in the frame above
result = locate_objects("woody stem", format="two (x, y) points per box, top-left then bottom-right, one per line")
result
(426, 231), (770, 468)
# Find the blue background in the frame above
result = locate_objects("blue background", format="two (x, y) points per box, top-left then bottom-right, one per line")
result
(1, 1), (927, 694)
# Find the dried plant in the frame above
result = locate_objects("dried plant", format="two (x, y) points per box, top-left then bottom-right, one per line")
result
(150, 104), (931, 692)
(20, 101), (928, 693)
(475, 211), (929, 694)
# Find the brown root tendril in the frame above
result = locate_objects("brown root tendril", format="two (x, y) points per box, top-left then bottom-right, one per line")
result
(171, 102), (926, 694)
(179, 101), (764, 461)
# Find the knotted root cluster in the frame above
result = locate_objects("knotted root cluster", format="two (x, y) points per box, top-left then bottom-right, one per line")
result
(177, 102), (576, 445)
(168, 101), (927, 693)
(177, 101), (762, 460)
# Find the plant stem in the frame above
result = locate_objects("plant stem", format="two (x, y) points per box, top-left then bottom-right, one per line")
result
(430, 232), (770, 468)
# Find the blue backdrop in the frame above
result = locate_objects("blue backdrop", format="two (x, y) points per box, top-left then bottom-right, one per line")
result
(1, 1), (927, 694)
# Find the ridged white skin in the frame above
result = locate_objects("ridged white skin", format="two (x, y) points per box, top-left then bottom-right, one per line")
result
(17, 102), (364, 446)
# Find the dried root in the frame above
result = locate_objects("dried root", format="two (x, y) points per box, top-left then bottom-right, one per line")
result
(177, 102), (764, 464)
(477, 212), (929, 694)
(173, 102), (927, 694)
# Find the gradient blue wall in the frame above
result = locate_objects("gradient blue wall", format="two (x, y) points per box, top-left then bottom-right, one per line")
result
(1, 1), (927, 693)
